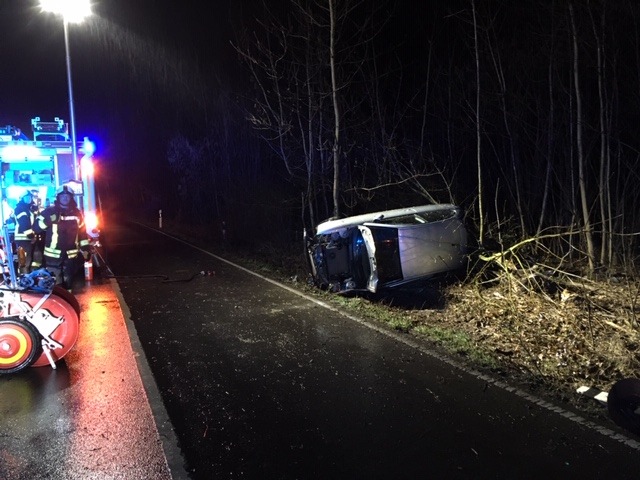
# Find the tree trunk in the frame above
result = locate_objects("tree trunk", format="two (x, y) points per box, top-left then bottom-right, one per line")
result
(472, 0), (484, 245)
(569, 2), (596, 273)
(537, 41), (555, 239)
(329, 0), (342, 219)
(488, 34), (526, 237)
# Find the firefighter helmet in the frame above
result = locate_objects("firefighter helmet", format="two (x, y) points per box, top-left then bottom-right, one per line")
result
(56, 185), (74, 197)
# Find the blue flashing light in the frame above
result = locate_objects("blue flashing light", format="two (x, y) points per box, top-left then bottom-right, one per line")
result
(82, 137), (96, 156)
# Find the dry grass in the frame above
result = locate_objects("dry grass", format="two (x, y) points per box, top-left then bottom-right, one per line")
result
(411, 279), (640, 394)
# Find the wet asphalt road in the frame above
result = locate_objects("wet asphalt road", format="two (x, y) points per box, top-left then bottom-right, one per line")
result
(0, 277), (173, 480)
(106, 221), (640, 479)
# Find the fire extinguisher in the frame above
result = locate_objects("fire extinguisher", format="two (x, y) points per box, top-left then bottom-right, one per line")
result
(84, 260), (93, 281)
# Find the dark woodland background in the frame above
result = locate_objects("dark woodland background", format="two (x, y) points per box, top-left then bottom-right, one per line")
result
(9, 0), (637, 274)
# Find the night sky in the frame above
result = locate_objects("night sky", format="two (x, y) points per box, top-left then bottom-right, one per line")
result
(0, 0), (236, 153)
(0, 0), (432, 154)
(0, 0), (436, 211)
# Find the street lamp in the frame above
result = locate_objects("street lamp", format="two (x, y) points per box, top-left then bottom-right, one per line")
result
(40, 0), (92, 179)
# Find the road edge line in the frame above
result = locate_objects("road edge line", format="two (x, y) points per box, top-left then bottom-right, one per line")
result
(110, 277), (192, 479)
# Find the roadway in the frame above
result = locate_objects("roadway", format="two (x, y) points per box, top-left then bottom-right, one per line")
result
(1, 220), (640, 479)
(107, 221), (640, 479)
(0, 274), (187, 479)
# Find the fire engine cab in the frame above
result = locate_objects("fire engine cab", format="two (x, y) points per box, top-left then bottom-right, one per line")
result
(0, 117), (100, 239)
(0, 118), (101, 374)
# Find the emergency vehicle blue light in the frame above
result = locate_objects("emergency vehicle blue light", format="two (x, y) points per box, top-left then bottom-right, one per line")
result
(0, 145), (42, 160)
(82, 137), (96, 156)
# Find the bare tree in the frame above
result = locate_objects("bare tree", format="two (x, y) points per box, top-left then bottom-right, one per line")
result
(536, 11), (556, 240)
(235, 22), (296, 177)
(569, 1), (596, 273)
(588, 3), (614, 268)
(328, 0), (342, 218)
(472, 0), (485, 245)
(234, 0), (382, 225)
(486, 21), (526, 237)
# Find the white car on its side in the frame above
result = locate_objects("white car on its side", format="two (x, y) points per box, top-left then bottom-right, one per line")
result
(304, 204), (468, 294)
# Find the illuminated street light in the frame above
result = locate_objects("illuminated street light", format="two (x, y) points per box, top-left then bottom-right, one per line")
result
(40, 0), (92, 179)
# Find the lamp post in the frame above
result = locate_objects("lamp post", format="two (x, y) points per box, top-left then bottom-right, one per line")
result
(40, 0), (92, 179)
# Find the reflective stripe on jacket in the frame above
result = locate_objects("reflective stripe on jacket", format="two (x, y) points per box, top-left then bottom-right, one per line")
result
(14, 201), (35, 242)
(34, 206), (88, 260)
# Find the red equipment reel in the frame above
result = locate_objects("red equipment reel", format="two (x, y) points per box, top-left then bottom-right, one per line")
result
(0, 291), (80, 370)
(52, 285), (81, 318)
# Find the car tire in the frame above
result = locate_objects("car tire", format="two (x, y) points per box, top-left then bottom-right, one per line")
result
(607, 377), (640, 436)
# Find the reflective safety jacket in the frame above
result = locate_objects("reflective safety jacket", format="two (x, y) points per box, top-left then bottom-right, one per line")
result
(13, 200), (36, 243)
(34, 203), (90, 260)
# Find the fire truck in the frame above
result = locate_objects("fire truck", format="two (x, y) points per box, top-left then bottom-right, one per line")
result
(0, 117), (99, 238)
(0, 117), (100, 374)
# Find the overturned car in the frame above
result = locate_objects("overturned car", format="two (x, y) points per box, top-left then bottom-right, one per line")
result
(305, 204), (468, 294)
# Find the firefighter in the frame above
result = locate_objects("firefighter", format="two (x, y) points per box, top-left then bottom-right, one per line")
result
(13, 190), (39, 273)
(34, 186), (91, 289)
